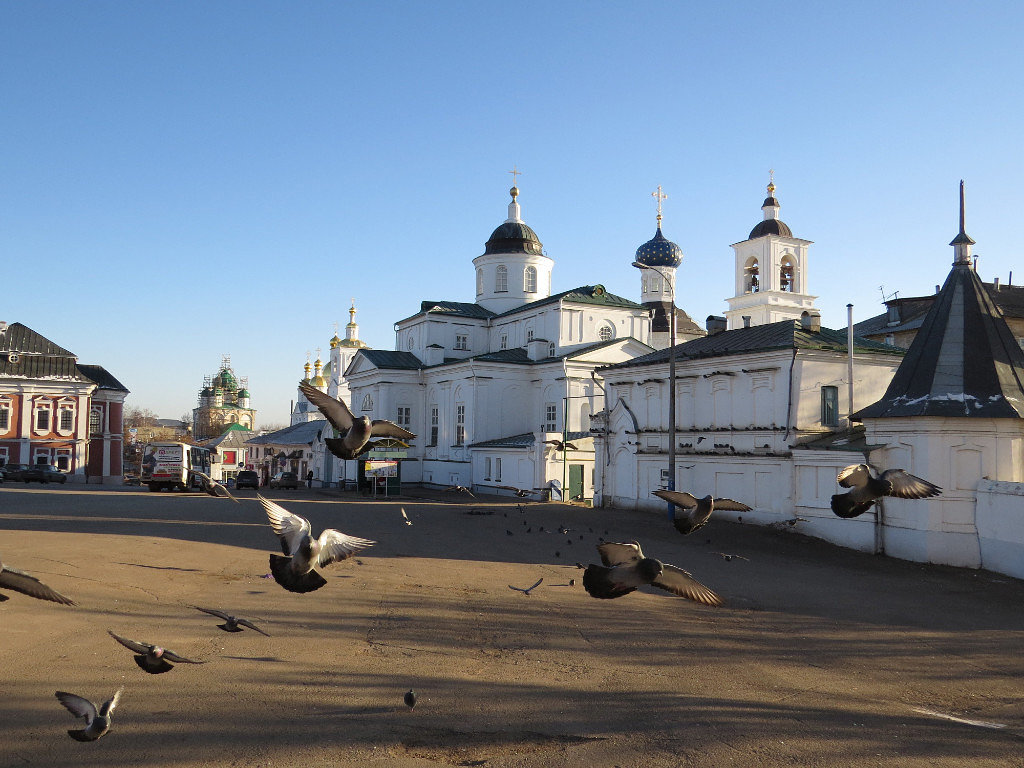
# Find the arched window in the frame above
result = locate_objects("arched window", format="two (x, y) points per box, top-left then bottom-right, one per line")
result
(361, 394), (374, 411)
(744, 258), (760, 293)
(524, 266), (538, 293)
(476, 268), (484, 295)
(548, 342), (556, 357)
(599, 324), (614, 342)
(780, 256), (796, 292)
(495, 265), (508, 292)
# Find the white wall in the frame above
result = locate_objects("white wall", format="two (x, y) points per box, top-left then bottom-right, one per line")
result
(976, 479), (1024, 580)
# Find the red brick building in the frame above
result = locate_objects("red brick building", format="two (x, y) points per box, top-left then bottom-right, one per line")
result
(0, 322), (129, 484)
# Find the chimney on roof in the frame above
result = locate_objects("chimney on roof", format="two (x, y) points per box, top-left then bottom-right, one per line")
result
(705, 315), (727, 335)
(800, 312), (821, 333)
(994, 277), (1001, 291)
(742, 316), (751, 328)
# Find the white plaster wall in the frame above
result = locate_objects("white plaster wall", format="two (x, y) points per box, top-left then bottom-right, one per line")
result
(976, 479), (1024, 580)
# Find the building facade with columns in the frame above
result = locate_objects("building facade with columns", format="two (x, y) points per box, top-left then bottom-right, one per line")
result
(0, 321), (128, 483)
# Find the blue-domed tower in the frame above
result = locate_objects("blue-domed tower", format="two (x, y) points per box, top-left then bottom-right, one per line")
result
(634, 187), (684, 349)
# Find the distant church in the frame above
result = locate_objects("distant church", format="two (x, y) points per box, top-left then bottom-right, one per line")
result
(192, 356), (255, 440)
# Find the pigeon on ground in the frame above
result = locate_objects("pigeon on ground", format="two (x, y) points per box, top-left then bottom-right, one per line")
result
(508, 578), (543, 595)
(259, 494), (375, 593)
(582, 541), (724, 605)
(108, 630), (206, 674)
(443, 485), (475, 497)
(404, 689), (417, 709)
(192, 606), (270, 636)
(299, 382), (415, 460)
(653, 490), (752, 535)
(55, 687), (123, 742)
(831, 464), (942, 518)
(189, 470), (239, 503)
(0, 557), (75, 605)
(497, 485), (538, 498)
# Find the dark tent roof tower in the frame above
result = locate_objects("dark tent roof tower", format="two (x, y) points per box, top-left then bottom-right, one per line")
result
(854, 181), (1024, 419)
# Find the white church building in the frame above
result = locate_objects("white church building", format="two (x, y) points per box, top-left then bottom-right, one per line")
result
(327, 183), (704, 499)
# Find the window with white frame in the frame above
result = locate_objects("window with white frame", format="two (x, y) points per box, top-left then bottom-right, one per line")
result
(495, 457), (502, 482)
(484, 457), (491, 480)
(430, 405), (439, 445)
(476, 268), (484, 295)
(821, 386), (839, 427)
(544, 403), (557, 432)
(396, 406), (411, 429)
(0, 446), (8, 465)
(90, 408), (102, 435)
(59, 405), (74, 433)
(455, 404), (465, 445)
(33, 448), (51, 466)
(495, 265), (508, 292)
(454, 334), (469, 351)
(548, 342), (556, 358)
(0, 398), (9, 432)
(34, 402), (52, 433)
(524, 266), (538, 293)
(499, 333), (508, 350)
(55, 449), (71, 471)
(361, 394), (373, 411)
(527, 328), (534, 343)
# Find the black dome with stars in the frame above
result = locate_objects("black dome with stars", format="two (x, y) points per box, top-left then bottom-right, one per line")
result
(634, 227), (683, 268)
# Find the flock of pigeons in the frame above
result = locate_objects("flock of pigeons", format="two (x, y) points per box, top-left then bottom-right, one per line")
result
(2, 383), (945, 743)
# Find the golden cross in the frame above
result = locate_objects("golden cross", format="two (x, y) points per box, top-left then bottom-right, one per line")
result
(652, 185), (667, 224)
(509, 165), (521, 187)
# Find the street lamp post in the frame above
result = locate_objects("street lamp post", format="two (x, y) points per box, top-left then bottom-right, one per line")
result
(633, 261), (677, 520)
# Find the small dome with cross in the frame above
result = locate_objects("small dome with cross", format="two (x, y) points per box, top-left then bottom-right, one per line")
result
(634, 227), (683, 268)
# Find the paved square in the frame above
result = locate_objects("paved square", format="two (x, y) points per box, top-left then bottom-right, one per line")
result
(2, 485), (1022, 767)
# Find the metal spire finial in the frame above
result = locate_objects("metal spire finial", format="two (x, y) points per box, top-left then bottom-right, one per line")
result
(768, 168), (776, 196)
(509, 165), (521, 199)
(652, 185), (667, 227)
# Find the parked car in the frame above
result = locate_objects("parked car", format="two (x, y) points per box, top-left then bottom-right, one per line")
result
(23, 465), (68, 484)
(235, 470), (260, 490)
(269, 471), (298, 490)
(2, 464), (31, 482)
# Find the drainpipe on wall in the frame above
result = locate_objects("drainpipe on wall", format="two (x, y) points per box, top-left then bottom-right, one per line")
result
(847, 304), (855, 423)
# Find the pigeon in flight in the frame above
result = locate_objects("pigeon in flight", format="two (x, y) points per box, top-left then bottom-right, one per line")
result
(0, 557), (75, 605)
(653, 490), (752, 535)
(543, 440), (577, 452)
(713, 552), (749, 562)
(443, 485), (475, 497)
(298, 382), (415, 459)
(189, 470), (239, 503)
(192, 606), (270, 636)
(831, 464), (942, 518)
(259, 494), (375, 593)
(508, 578), (543, 595)
(582, 541), (723, 605)
(497, 485), (538, 498)
(55, 687), (123, 742)
(400, 507), (412, 525)
(108, 630), (206, 674)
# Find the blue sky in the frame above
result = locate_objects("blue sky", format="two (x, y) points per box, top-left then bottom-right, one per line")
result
(4, 2), (1023, 427)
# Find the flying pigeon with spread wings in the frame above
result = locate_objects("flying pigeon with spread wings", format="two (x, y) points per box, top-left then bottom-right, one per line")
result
(259, 494), (375, 593)
(0, 556), (75, 605)
(653, 490), (752, 535)
(192, 606), (270, 636)
(55, 687), (123, 741)
(189, 470), (239, 503)
(108, 630), (206, 674)
(831, 464), (941, 518)
(582, 541), (723, 605)
(298, 382), (414, 460)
